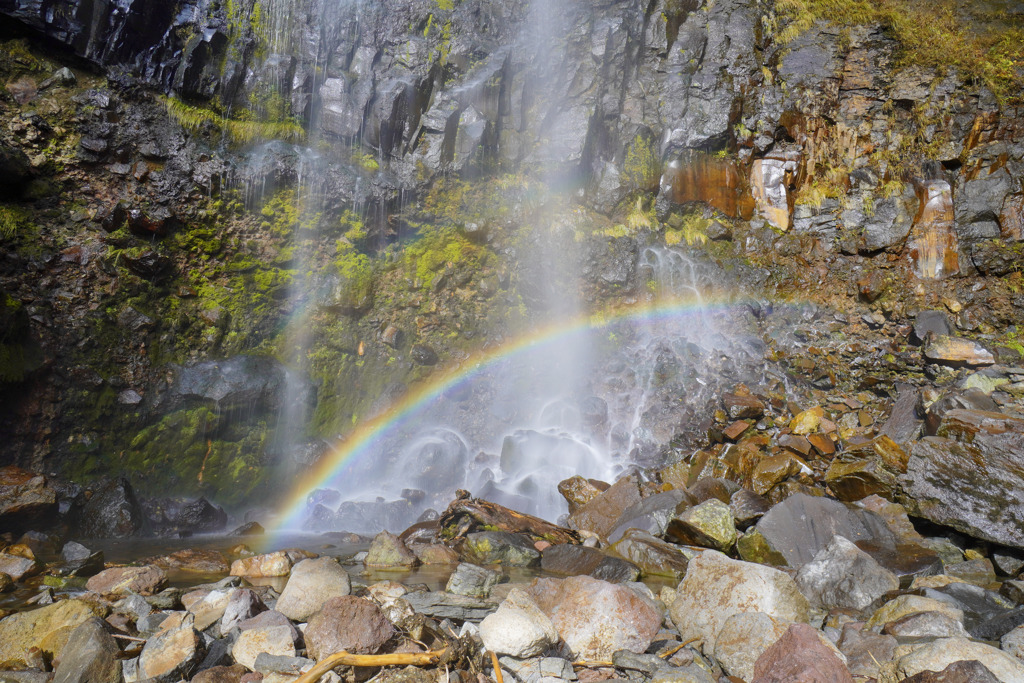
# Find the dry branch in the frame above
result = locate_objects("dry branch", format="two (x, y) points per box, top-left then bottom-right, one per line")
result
(292, 648), (449, 683)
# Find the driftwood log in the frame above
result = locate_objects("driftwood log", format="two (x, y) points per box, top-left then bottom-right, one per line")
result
(439, 493), (581, 545)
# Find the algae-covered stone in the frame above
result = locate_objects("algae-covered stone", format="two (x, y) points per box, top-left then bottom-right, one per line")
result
(751, 453), (802, 496)
(461, 531), (539, 567)
(736, 528), (789, 566)
(364, 531), (419, 568)
(0, 599), (104, 664)
(665, 499), (737, 552)
(790, 407), (824, 435)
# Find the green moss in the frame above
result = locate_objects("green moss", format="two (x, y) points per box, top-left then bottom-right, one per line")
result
(162, 96), (305, 144)
(0, 205), (29, 240)
(776, 0), (1024, 103)
(622, 134), (661, 191)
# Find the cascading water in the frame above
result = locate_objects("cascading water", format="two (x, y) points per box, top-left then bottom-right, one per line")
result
(198, 0), (773, 534)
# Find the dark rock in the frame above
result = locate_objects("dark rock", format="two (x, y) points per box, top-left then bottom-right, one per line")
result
(192, 664), (249, 683)
(75, 477), (145, 538)
(229, 522), (265, 536)
(569, 475), (643, 540)
(0, 142), (32, 198)
(899, 660), (1001, 683)
(445, 562), (499, 598)
(905, 410), (1024, 549)
(729, 489), (771, 529)
(723, 388), (765, 420)
(912, 310), (952, 344)
(540, 544), (639, 583)
(665, 498), (737, 551)
(878, 383), (923, 445)
(558, 476), (604, 515)
(410, 343), (438, 365)
(253, 653), (314, 675)
(751, 623), (853, 683)
(123, 249), (171, 279)
(58, 541), (105, 577)
(402, 591), (496, 622)
(165, 356), (312, 416)
(52, 617), (123, 683)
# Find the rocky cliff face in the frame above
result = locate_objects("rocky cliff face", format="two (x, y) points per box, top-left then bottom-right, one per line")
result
(0, 0), (1021, 510)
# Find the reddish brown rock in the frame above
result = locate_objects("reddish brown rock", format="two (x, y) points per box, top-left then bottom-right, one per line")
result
(192, 664), (250, 683)
(899, 660), (1000, 683)
(558, 476), (605, 515)
(304, 596), (395, 660)
(86, 565), (167, 596)
(752, 623), (853, 683)
(569, 476), (642, 540)
(723, 387), (765, 421)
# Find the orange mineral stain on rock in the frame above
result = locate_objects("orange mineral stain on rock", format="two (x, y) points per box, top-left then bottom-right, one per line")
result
(660, 151), (754, 219)
(908, 179), (958, 279)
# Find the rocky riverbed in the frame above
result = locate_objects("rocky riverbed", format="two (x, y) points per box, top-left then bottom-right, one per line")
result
(5, 332), (1024, 682)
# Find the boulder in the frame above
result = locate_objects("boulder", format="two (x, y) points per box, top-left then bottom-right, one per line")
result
(609, 529), (689, 579)
(230, 551), (293, 577)
(52, 617), (122, 683)
(402, 591), (496, 621)
(138, 614), (204, 682)
(924, 336), (995, 366)
(837, 624), (897, 680)
(882, 637), (1024, 682)
(900, 660), (1001, 683)
(479, 588), (558, 658)
(569, 476), (643, 540)
(445, 563), (499, 598)
(712, 612), (789, 682)
(751, 623), (853, 683)
(86, 565), (167, 596)
(669, 551), (810, 652)
(75, 477), (144, 538)
(665, 499), (737, 552)
(0, 553), (39, 581)
(526, 575), (662, 660)
(748, 493), (898, 568)
(882, 610), (968, 638)
(58, 542), (104, 577)
(461, 531), (539, 567)
(558, 476), (605, 514)
(192, 664), (249, 683)
(304, 596), (395, 660)
(0, 599), (102, 664)
(220, 588), (267, 635)
(905, 410), (1024, 550)
(867, 595), (964, 630)
(608, 489), (693, 542)
(795, 535), (899, 612)
(540, 544), (640, 582)
(364, 531), (419, 568)
(275, 557), (351, 622)
(232, 622), (301, 670)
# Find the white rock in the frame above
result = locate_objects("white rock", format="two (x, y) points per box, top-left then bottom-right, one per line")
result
(882, 637), (1024, 683)
(480, 588), (558, 658)
(669, 550), (810, 652)
(275, 557), (351, 622)
(232, 624), (299, 670)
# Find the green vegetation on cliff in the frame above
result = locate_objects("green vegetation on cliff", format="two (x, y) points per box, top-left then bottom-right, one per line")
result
(777, 0), (1024, 101)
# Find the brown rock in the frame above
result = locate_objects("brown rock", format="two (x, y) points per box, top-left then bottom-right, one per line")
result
(0, 466), (57, 533)
(807, 434), (836, 457)
(364, 531), (419, 568)
(569, 475), (642, 540)
(751, 454), (802, 496)
(86, 565), (167, 596)
(559, 476), (605, 515)
(0, 552), (39, 581)
(723, 421), (751, 441)
(723, 388), (765, 420)
(752, 623), (853, 683)
(192, 664), (250, 683)
(778, 435), (813, 457)
(305, 596), (395, 660)
(409, 543), (459, 565)
(899, 660), (1000, 683)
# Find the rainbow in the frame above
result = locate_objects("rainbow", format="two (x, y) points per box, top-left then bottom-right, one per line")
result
(267, 295), (751, 541)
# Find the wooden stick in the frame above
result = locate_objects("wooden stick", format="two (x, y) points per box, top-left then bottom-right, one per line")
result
(111, 634), (147, 643)
(572, 661), (614, 668)
(658, 637), (699, 659)
(490, 651), (503, 683)
(293, 649), (448, 683)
